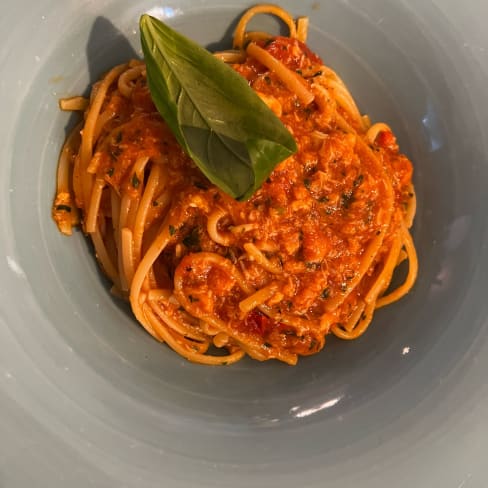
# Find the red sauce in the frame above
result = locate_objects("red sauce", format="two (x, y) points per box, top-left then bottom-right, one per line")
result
(94, 38), (414, 362)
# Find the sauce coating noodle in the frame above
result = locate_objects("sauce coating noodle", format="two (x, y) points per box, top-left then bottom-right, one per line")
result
(53, 5), (417, 365)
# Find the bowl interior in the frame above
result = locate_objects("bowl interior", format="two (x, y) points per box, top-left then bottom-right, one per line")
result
(3, 0), (488, 486)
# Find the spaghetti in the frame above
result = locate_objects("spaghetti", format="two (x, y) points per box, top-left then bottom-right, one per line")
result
(53, 4), (418, 365)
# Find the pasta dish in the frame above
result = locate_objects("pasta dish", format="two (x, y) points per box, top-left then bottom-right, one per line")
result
(53, 5), (417, 365)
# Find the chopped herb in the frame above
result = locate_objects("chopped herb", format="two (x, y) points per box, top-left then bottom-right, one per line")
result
(55, 204), (71, 213)
(131, 173), (140, 189)
(353, 174), (364, 187)
(183, 227), (200, 249)
(194, 181), (208, 190)
(320, 288), (330, 299)
(188, 295), (199, 303)
(309, 338), (318, 350)
(107, 167), (115, 177)
(312, 70), (323, 77)
(152, 200), (159, 206)
(296, 69), (303, 75)
(169, 225), (176, 236)
(222, 361), (228, 366)
(264, 75), (271, 85)
(340, 190), (354, 209)
(115, 131), (123, 143)
(304, 178), (312, 189)
(109, 147), (122, 160)
(285, 300), (293, 310)
(263, 342), (272, 348)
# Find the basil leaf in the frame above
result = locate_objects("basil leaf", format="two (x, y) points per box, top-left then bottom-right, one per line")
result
(139, 14), (297, 200)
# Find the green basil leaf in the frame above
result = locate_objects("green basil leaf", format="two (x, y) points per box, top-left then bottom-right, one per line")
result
(139, 14), (297, 201)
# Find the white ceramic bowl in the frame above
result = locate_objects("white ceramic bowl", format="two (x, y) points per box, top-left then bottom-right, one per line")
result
(1, 1), (488, 486)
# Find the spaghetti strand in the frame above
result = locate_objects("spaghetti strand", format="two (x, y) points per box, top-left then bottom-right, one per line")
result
(52, 5), (417, 365)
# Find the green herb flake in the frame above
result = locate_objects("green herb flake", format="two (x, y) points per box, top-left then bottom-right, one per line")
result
(169, 225), (176, 236)
(309, 339), (318, 350)
(340, 191), (354, 209)
(194, 181), (208, 190)
(152, 200), (159, 206)
(109, 149), (119, 160)
(131, 173), (140, 189)
(353, 174), (364, 187)
(55, 204), (71, 213)
(304, 178), (312, 190)
(320, 288), (330, 299)
(115, 131), (123, 143)
(183, 227), (200, 249)
(264, 75), (271, 85)
(140, 15), (297, 201)
(107, 167), (115, 177)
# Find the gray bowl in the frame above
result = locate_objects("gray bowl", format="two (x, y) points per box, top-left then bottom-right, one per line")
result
(1, 0), (488, 486)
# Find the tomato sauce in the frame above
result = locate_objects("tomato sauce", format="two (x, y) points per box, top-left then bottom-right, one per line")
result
(94, 37), (414, 362)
